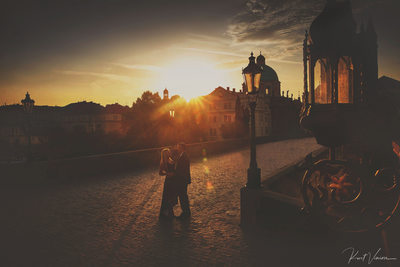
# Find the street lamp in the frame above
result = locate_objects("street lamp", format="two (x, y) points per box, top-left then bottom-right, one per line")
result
(243, 52), (262, 188)
(169, 109), (175, 118)
(21, 92), (34, 161)
(169, 108), (176, 144)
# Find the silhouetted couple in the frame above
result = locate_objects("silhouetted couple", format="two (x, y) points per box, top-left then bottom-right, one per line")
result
(159, 142), (191, 220)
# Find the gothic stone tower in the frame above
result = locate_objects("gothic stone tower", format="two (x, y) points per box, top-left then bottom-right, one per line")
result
(304, 0), (378, 106)
(301, 0), (391, 163)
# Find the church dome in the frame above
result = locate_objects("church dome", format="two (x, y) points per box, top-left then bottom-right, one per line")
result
(255, 52), (279, 82)
(260, 65), (279, 82)
(309, 0), (356, 52)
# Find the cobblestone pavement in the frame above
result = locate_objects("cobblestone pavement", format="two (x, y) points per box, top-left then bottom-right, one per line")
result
(3, 138), (380, 266)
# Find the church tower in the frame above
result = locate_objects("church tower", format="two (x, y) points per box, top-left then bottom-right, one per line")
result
(163, 88), (169, 100)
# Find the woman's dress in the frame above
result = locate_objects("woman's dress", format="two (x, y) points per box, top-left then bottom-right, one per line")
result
(160, 163), (177, 215)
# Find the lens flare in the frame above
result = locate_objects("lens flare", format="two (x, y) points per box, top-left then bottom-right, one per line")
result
(204, 166), (210, 174)
(206, 181), (214, 190)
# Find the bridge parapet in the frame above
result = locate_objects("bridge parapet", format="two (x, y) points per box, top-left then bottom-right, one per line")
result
(1, 138), (249, 184)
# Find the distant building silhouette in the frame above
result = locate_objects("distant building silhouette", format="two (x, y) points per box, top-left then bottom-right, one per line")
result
(0, 101), (126, 148)
(61, 102), (124, 134)
(203, 82), (302, 140)
(203, 86), (246, 139)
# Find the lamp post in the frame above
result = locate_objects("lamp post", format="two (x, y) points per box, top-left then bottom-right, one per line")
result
(169, 108), (176, 144)
(169, 109), (175, 118)
(243, 52), (262, 188)
(21, 92), (34, 161)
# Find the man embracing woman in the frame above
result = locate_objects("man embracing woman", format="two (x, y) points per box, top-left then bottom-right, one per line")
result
(159, 143), (191, 220)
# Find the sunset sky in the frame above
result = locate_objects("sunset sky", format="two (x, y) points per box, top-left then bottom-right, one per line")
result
(1, 0), (399, 106)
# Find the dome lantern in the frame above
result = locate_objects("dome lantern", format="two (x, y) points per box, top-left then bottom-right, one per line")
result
(256, 52), (265, 66)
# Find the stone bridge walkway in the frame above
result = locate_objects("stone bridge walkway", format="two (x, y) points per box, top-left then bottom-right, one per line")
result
(3, 138), (371, 266)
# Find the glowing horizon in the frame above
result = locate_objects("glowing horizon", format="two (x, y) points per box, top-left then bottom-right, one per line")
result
(1, 1), (399, 107)
(153, 57), (235, 101)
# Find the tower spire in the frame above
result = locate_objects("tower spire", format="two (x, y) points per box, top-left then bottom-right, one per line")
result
(367, 17), (376, 33)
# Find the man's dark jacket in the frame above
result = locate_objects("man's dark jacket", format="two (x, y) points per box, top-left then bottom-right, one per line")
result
(175, 152), (191, 185)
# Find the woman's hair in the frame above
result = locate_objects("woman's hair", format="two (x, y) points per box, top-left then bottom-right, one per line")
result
(159, 148), (171, 173)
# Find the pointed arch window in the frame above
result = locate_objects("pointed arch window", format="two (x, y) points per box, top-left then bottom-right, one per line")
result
(338, 56), (354, 103)
(314, 58), (331, 104)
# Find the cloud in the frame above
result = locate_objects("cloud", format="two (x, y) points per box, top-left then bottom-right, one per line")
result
(185, 33), (232, 46)
(269, 58), (302, 64)
(112, 63), (163, 72)
(225, 0), (326, 62)
(175, 47), (245, 58)
(226, 0), (386, 45)
(55, 70), (134, 83)
(227, 0), (325, 43)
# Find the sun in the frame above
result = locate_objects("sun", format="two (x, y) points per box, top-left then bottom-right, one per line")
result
(156, 57), (230, 100)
